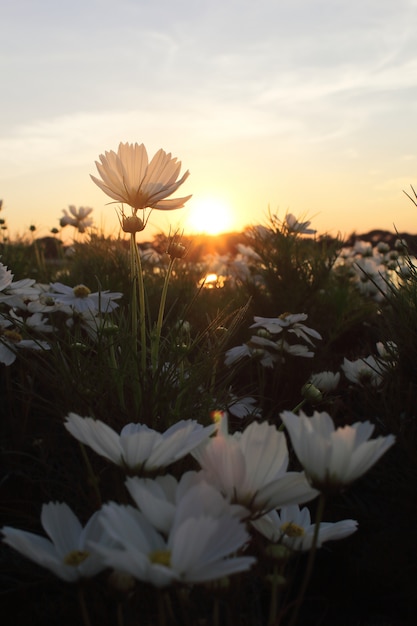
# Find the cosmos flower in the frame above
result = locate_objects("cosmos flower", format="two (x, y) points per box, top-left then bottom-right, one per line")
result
(284, 213), (317, 236)
(64, 413), (217, 473)
(91, 142), (191, 214)
(341, 355), (386, 387)
(60, 205), (94, 233)
(309, 370), (340, 393)
(91, 486), (255, 587)
(0, 262), (13, 291)
(125, 473), (246, 535)
(0, 318), (50, 366)
(1, 502), (110, 582)
(280, 410), (395, 493)
(45, 282), (122, 314)
(251, 504), (357, 551)
(192, 414), (318, 517)
(0, 278), (42, 309)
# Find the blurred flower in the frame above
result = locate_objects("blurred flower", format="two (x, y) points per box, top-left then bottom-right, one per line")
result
(341, 355), (386, 387)
(64, 413), (216, 473)
(60, 205), (94, 233)
(0, 318), (50, 366)
(251, 504), (357, 551)
(250, 314), (322, 345)
(92, 485), (255, 587)
(192, 414), (318, 517)
(46, 282), (122, 314)
(1, 502), (109, 582)
(280, 410), (395, 493)
(225, 314), (321, 368)
(91, 142), (191, 215)
(0, 262), (13, 291)
(309, 370), (340, 393)
(227, 396), (262, 419)
(284, 213), (316, 236)
(0, 278), (42, 309)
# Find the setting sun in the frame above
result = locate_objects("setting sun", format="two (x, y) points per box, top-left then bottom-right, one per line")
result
(185, 196), (236, 235)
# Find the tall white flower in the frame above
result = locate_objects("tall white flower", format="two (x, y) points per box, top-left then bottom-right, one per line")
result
(64, 413), (216, 473)
(192, 415), (318, 517)
(251, 504), (358, 551)
(1, 502), (109, 582)
(92, 484), (255, 587)
(91, 142), (191, 214)
(280, 410), (395, 493)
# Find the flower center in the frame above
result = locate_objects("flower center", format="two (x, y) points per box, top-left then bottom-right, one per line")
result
(3, 329), (23, 343)
(73, 284), (91, 298)
(148, 549), (171, 567)
(64, 549), (90, 566)
(280, 522), (305, 537)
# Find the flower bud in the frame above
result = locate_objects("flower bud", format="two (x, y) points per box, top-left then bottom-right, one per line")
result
(122, 215), (144, 233)
(301, 382), (323, 404)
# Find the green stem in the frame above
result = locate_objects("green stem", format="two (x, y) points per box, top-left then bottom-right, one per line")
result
(133, 234), (147, 373)
(77, 585), (92, 626)
(152, 257), (175, 371)
(286, 492), (326, 626)
(278, 399), (306, 431)
(129, 233), (138, 350)
(78, 442), (102, 508)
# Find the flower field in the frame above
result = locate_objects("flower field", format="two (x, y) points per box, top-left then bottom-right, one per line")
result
(0, 145), (416, 626)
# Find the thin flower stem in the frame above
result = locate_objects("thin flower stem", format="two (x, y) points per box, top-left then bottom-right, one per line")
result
(152, 257), (175, 371)
(268, 564), (280, 625)
(77, 585), (92, 626)
(286, 492), (326, 626)
(279, 399), (306, 431)
(129, 232), (147, 371)
(129, 233), (138, 349)
(78, 442), (102, 508)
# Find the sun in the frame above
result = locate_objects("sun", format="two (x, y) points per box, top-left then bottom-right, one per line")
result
(185, 196), (236, 235)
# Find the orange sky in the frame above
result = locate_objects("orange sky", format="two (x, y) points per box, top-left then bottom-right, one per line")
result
(1, 1), (417, 241)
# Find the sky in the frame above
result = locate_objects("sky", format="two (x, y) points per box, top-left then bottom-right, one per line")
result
(1, 0), (417, 242)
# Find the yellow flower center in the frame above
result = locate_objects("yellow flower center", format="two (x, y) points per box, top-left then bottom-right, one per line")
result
(280, 522), (305, 538)
(73, 284), (91, 298)
(64, 550), (90, 566)
(3, 329), (23, 343)
(279, 312), (292, 320)
(148, 549), (171, 567)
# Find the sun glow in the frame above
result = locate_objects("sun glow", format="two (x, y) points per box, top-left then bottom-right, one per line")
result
(185, 196), (236, 235)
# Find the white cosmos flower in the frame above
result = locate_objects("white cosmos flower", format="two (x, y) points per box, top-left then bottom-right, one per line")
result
(341, 355), (386, 387)
(46, 282), (122, 314)
(192, 415), (318, 517)
(0, 278), (42, 309)
(64, 413), (216, 473)
(0, 318), (50, 366)
(0, 262), (13, 291)
(309, 371), (340, 393)
(91, 142), (191, 213)
(125, 473), (246, 535)
(251, 504), (358, 551)
(92, 487), (255, 587)
(284, 213), (317, 236)
(1, 502), (110, 582)
(280, 410), (395, 493)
